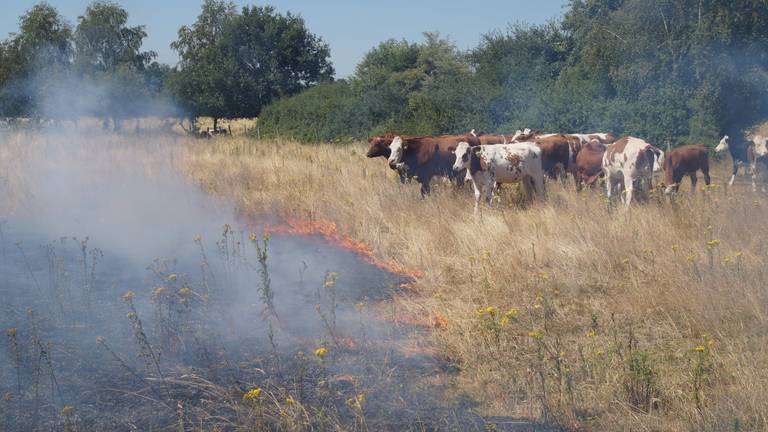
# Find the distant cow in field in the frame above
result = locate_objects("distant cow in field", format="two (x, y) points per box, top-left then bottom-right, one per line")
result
(387, 134), (480, 196)
(452, 141), (545, 213)
(569, 133), (615, 145)
(662, 144), (711, 194)
(602, 136), (664, 207)
(714, 135), (752, 187)
(574, 140), (607, 191)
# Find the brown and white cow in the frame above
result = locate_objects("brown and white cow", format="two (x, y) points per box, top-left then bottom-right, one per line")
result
(574, 140), (607, 191)
(602, 136), (664, 207)
(452, 141), (545, 213)
(387, 134), (480, 196)
(715, 134), (768, 191)
(662, 144), (711, 194)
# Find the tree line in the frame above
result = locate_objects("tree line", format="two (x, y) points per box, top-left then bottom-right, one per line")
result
(1, 0), (767, 146)
(0, 0), (332, 130)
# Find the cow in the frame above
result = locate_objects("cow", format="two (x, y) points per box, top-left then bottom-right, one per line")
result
(662, 144), (711, 194)
(574, 140), (607, 191)
(452, 141), (545, 213)
(748, 134), (768, 192)
(602, 137), (664, 207)
(533, 134), (583, 181)
(387, 134), (480, 196)
(569, 133), (615, 145)
(714, 135), (752, 187)
(367, 134), (411, 183)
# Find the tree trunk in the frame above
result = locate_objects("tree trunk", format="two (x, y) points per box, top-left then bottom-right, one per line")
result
(213, 117), (218, 132)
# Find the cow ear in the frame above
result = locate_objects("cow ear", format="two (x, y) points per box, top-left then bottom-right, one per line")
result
(471, 146), (482, 155)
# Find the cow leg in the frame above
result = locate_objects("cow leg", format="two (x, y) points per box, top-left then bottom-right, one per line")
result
(689, 173), (698, 193)
(471, 176), (482, 215)
(606, 174), (614, 200)
(420, 176), (432, 197)
(702, 164), (711, 187)
(729, 161), (738, 186)
(484, 175), (495, 208)
(751, 163), (758, 192)
(533, 174), (545, 201)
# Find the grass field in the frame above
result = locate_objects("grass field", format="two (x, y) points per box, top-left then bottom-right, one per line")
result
(182, 135), (768, 431)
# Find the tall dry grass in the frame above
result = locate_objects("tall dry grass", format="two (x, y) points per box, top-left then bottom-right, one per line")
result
(182, 136), (768, 431)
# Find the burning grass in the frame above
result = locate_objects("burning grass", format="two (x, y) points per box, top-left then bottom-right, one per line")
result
(182, 134), (768, 431)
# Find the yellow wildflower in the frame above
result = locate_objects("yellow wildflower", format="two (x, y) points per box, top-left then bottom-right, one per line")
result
(538, 272), (549, 281)
(735, 251), (744, 258)
(6, 328), (16, 337)
(179, 287), (191, 295)
(708, 340), (715, 347)
(499, 317), (510, 326)
(707, 239), (721, 248)
(243, 387), (263, 400)
(285, 397), (295, 405)
(314, 347), (328, 358)
(166, 274), (177, 282)
(356, 393), (365, 404)
(127, 312), (136, 319)
(693, 345), (706, 352)
(504, 308), (518, 320)
(122, 291), (135, 302)
(642, 248), (654, 254)
(477, 306), (495, 316)
(686, 254), (696, 263)
(528, 329), (544, 340)
(262, 231), (270, 242)
(621, 258), (630, 264)
(152, 287), (166, 298)
(586, 330), (596, 338)
(61, 405), (74, 416)
(249, 233), (258, 241)
(671, 245), (679, 252)
(596, 350), (604, 356)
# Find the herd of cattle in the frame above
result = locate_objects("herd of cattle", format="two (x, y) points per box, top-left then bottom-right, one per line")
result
(365, 129), (768, 211)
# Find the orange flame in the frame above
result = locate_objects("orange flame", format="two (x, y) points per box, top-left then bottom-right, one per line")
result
(264, 217), (424, 281)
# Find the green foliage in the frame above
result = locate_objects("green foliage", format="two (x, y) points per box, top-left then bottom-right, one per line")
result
(261, 0), (768, 146)
(258, 81), (359, 142)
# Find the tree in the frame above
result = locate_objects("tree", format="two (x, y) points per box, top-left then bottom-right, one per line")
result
(170, 1), (333, 130)
(0, 2), (72, 118)
(73, 1), (157, 128)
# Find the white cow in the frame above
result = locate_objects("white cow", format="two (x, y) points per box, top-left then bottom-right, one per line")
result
(452, 141), (545, 213)
(602, 136), (664, 207)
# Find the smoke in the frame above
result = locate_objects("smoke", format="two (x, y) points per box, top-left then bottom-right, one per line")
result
(0, 76), (477, 430)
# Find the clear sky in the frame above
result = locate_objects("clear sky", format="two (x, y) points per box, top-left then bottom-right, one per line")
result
(2, 0), (569, 77)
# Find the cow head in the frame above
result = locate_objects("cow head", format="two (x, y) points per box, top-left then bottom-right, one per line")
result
(366, 135), (394, 158)
(652, 148), (664, 172)
(387, 136), (407, 170)
(753, 135), (768, 158)
(452, 141), (473, 172)
(715, 135), (729, 153)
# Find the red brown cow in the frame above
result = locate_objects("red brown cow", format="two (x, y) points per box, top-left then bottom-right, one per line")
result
(533, 134), (583, 180)
(387, 134), (480, 196)
(663, 144), (711, 194)
(574, 140), (607, 191)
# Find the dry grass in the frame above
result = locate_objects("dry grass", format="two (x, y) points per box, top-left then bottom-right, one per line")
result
(182, 136), (768, 431)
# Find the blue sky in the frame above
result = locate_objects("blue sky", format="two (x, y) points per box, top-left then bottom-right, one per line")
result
(2, 0), (569, 77)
